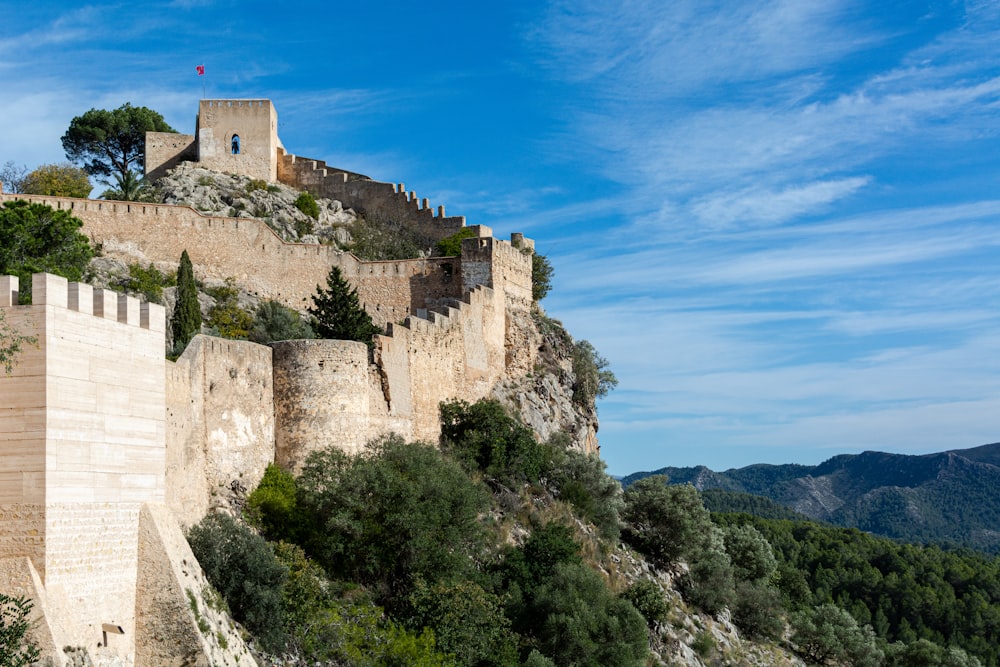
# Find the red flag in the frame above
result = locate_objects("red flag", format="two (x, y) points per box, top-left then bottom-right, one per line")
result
(196, 65), (205, 76)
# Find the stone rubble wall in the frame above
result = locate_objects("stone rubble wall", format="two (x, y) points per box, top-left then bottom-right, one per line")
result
(166, 336), (275, 528)
(276, 148), (467, 244)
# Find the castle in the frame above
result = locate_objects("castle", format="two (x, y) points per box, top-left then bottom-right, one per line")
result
(0, 100), (587, 666)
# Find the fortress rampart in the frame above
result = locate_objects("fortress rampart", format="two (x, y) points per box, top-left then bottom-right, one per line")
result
(0, 191), (530, 330)
(0, 275), (260, 666)
(0, 274), (165, 663)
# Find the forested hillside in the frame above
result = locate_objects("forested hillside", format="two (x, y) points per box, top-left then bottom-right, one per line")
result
(625, 444), (1000, 551)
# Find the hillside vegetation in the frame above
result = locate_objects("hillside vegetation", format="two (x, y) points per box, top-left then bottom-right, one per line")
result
(625, 444), (1000, 552)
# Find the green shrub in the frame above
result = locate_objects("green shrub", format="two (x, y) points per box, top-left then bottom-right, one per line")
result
(248, 464), (303, 541)
(723, 524), (777, 583)
(294, 191), (320, 219)
(434, 227), (477, 256)
(621, 580), (669, 628)
(0, 594), (41, 667)
(206, 278), (252, 340)
(186, 513), (288, 652)
(296, 435), (489, 611)
(531, 251), (554, 302)
(549, 448), (623, 541)
(731, 581), (785, 639)
(121, 262), (174, 304)
(790, 604), (883, 667)
(250, 300), (315, 344)
(439, 399), (551, 486)
(245, 178), (268, 194)
(571, 340), (618, 406)
(407, 580), (518, 667)
(622, 477), (712, 567)
(527, 562), (648, 667)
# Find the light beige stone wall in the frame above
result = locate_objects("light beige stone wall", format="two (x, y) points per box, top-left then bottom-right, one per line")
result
(144, 131), (196, 181)
(277, 149), (467, 243)
(0, 273), (166, 665)
(166, 335), (274, 527)
(196, 100), (279, 182)
(273, 285), (507, 469)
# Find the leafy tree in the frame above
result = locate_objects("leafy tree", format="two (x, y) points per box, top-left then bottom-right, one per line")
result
(723, 524), (777, 583)
(0, 593), (41, 667)
(171, 250), (201, 353)
(294, 191), (320, 219)
(408, 580), (519, 667)
(186, 513), (288, 653)
(527, 562), (648, 667)
(731, 581), (785, 640)
(679, 527), (735, 614)
(250, 300), (315, 344)
(790, 603), (883, 667)
(61, 103), (175, 190)
(531, 252), (553, 302)
(0, 161), (28, 194)
(884, 639), (982, 667)
(621, 476), (712, 567)
(571, 340), (618, 406)
(435, 227), (477, 256)
(307, 266), (382, 343)
(439, 399), (550, 486)
(0, 200), (95, 303)
(548, 448), (623, 541)
(296, 435), (489, 610)
(21, 163), (91, 198)
(0, 310), (36, 375)
(499, 523), (583, 596)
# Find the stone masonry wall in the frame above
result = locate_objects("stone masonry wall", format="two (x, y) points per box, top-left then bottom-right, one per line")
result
(166, 335), (275, 528)
(277, 149), (467, 244)
(273, 285), (507, 470)
(0, 273), (166, 665)
(145, 131), (197, 181)
(196, 99), (279, 182)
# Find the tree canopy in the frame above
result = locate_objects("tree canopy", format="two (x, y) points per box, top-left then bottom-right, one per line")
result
(22, 163), (92, 198)
(61, 103), (175, 193)
(0, 200), (95, 303)
(307, 266), (382, 343)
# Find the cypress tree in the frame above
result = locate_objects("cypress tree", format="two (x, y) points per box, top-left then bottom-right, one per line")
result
(171, 249), (201, 352)
(307, 266), (382, 343)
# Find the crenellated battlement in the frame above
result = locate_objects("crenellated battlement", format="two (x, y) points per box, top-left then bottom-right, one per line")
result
(1, 273), (165, 332)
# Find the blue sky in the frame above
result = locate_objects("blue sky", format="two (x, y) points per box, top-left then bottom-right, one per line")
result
(3, 1), (1000, 475)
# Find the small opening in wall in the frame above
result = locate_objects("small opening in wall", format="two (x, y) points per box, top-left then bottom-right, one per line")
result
(231, 134), (241, 155)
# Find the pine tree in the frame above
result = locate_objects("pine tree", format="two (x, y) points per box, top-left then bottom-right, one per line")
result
(308, 266), (382, 343)
(171, 250), (201, 352)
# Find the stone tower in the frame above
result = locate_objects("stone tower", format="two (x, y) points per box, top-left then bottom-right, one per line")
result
(195, 99), (281, 182)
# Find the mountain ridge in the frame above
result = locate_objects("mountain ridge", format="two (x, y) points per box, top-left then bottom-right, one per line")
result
(623, 442), (1000, 552)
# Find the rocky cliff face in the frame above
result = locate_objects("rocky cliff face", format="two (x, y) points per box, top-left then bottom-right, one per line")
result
(494, 308), (601, 455)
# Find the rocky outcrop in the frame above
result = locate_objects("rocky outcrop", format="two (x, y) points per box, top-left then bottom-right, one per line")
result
(153, 163), (356, 245)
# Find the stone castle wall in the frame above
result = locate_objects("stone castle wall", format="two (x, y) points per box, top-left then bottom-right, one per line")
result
(166, 335), (275, 528)
(276, 149), (467, 243)
(0, 192), (524, 330)
(272, 284), (507, 470)
(145, 131), (196, 181)
(196, 99), (280, 182)
(0, 273), (166, 665)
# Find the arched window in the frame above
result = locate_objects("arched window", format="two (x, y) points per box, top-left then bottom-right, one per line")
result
(231, 134), (241, 155)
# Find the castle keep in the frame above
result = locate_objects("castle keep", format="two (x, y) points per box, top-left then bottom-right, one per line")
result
(0, 99), (561, 666)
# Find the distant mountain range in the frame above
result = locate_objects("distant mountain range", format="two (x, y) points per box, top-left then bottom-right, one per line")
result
(623, 442), (1000, 552)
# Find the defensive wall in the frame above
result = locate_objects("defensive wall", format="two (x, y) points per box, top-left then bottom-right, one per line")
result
(0, 189), (531, 330)
(145, 98), (468, 243)
(0, 274), (258, 666)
